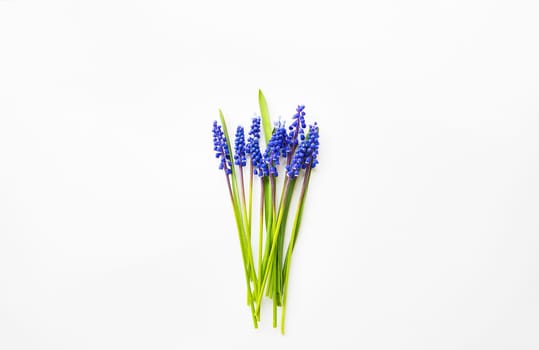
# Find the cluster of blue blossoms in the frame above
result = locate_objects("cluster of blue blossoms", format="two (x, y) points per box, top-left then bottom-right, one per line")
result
(213, 106), (319, 179)
(286, 123), (319, 178)
(245, 117), (267, 176)
(212, 121), (232, 175)
(234, 126), (247, 167)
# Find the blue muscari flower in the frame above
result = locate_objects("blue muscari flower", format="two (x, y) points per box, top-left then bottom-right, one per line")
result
(253, 146), (268, 177)
(263, 123), (288, 176)
(287, 105), (307, 154)
(286, 123), (319, 178)
(234, 126), (247, 167)
(245, 117), (261, 155)
(212, 121), (232, 175)
(245, 117), (267, 177)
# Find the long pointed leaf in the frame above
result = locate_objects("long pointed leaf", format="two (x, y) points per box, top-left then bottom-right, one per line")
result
(258, 89), (272, 144)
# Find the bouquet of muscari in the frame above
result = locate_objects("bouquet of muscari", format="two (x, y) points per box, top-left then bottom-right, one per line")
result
(212, 91), (320, 334)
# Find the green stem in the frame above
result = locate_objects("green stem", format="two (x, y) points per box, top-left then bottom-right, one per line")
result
(255, 179), (290, 315)
(239, 165), (258, 294)
(261, 176), (272, 283)
(225, 172), (258, 328)
(257, 179), (264, 285)
(275, 177), (288, 303)
(256, 178), (264, 320)
(281, 167), (312, 334)
(248, 160), (254, 238)
(267, 173), (278, 298)
(280, 248), (292, 334)
(270, 174), (277, 219)
(273, 282), (278, 328)
(262, 175), (277, 297)
(239, 165), (250, 239)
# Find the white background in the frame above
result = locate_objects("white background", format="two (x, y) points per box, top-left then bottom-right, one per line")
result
(1, 0), (539, 349)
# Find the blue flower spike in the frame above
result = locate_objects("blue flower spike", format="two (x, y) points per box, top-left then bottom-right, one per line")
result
(286, 123), (319, 178)
(246, 117), (267, 177)
(234, 126), (247, 167)
(263, 123), (288, 176)
(246, 116), (261, 155)
(212, 120), (232, 175)
(287, 105), (307, 155)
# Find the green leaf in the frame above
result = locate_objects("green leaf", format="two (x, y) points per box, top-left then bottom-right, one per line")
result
(257, 90), (274, 256)
(258, 91), (274, 285)
(258, 89), (272, 144)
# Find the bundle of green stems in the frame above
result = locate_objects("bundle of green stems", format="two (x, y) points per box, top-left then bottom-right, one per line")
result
(212, 90), (319, 334)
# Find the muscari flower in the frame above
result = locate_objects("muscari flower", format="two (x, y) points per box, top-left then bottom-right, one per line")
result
(286, 123), (319, 178)
(287, 105), (307, 154)
(245, 116), (261, 154)
(246, 117), (267, 177)
(212, 120), (232, 175)
(234, 126), (247, 167)
(263, 123), (288, 176)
